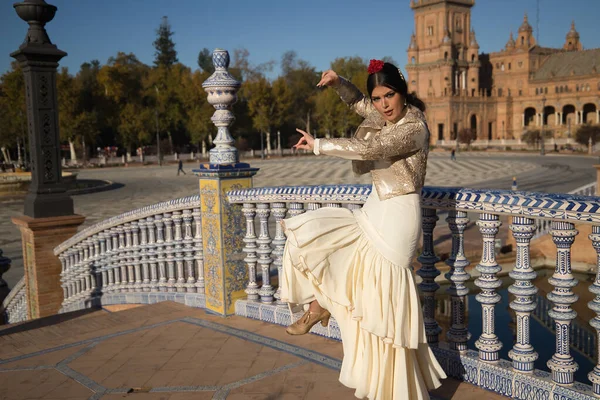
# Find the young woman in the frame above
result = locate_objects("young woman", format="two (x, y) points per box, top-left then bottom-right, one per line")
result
(280, 60), (446, 400)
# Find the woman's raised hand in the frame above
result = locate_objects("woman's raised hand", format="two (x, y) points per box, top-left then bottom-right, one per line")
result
(293, 128), (315, 152)
(317, 70), (340, 88)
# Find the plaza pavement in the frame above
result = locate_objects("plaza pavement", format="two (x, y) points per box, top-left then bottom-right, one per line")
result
(0, 301), (505, 400)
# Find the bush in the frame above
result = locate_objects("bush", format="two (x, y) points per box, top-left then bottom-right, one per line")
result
(574, 124), (600, 146)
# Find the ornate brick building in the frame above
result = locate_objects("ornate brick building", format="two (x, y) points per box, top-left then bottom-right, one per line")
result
(406, 0), (600, 144)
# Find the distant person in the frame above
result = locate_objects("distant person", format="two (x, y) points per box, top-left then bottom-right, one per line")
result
(451, 148), (456, 160)
(177, 159), (186, 175)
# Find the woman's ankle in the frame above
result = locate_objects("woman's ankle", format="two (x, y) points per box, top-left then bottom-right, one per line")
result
(308, 301), (324, 313)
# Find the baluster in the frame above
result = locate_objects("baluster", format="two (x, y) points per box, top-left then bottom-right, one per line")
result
(182, 209), (196, 292)
(106, 230), (116, 293)
(138, 219), (150, 292)
(124, 223), (135, 292)
(172, 211), (186, 292)
(164, 212), (176, 291)
(77, 244), (85, 299)
(307, 203), (320, 211)
(98, 234), (107, 295)
(474, 213), (503, 362)
(147, 216), (159, 291)
(131, 221), (142, 291)
(324, 203), (341, 208)
(192, 208), (204, 292)
(117, 226), (128, 292)
(242, 203), (259, 301)
(547, 221), (579, 385)
(417, 208), (442, 346)
(71, 248), (79, 301)
(63, 250), (72, 304)
(508, 217), (538, 372)
(59, 253), (68, 304)
(111, 228), (121, 292)
(588, 226), (600, 394)
(256, 203), (275, 303)
(445, 210), (471, 351)
(89, 237), (100, 298)
(155, 215), (167, 291)
(271, 203), (288, 306)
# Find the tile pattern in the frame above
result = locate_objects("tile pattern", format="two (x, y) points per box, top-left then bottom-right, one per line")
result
(0, 309), (440, 400)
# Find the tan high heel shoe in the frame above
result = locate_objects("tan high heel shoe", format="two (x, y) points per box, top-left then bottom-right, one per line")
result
(286, 309), (331, 335)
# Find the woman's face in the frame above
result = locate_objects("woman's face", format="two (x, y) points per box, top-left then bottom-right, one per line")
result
(371, 85), (405, 124)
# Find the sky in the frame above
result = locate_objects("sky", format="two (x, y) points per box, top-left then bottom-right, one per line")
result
(1, 0), (599, 79)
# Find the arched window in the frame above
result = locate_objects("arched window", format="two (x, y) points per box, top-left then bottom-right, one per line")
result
(521, 36), (525, 45)
(411, 57), (416, 64)
(535, 88), (539, 95)
(444, 52), (448, 60)
(471, 54), (475, 62)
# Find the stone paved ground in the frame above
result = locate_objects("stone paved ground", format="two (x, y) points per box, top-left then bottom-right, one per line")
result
(0, 153), (537, 289)
(0, 301), (505, 400)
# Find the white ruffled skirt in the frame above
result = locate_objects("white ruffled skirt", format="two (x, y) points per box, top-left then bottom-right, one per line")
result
(280, 186), (446, 400)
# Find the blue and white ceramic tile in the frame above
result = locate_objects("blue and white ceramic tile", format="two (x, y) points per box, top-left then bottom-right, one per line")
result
(478, 360), (515, 397)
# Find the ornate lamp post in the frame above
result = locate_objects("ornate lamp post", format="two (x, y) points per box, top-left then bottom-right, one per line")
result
(540, 96), (546, 156)
(10, 0), (74, 217)
(196, 49), (258, 316)
(10, 0), (85, 319)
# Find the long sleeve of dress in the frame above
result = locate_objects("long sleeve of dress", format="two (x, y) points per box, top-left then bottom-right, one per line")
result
(335, 77), (375, 118)
(315, 120), (426, 161)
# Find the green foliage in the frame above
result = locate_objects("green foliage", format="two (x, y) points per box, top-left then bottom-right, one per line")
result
(575, 124), (600, 145)
(0, 45), (407, 158)
(153, 16), (178, 68)
(0, 62), (26, 148)
(521, 129), (552, 146)
(197, 48), (215, 74)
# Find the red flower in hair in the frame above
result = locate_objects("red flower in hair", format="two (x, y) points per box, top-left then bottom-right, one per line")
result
(367, 59), (385, 74)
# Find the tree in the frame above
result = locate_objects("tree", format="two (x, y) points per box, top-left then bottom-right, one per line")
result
(57, 67), (79, 161)
(98, 52), (151, 153)
(575, 124), (600, 145)
(458, 128), (477, 146)
(521, 129), (552, 147)
(153, 16), (178, 68)
(197, 48), (215, 74)
(280, 51), (319, 132)
(0, 62), (26, 162)
(327, 57), (368, 136)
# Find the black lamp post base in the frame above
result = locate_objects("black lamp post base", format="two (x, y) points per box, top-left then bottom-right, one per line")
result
(24, 192), (74, 219)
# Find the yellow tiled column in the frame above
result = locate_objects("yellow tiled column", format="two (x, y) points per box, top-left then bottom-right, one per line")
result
(197, 165), (258, 316)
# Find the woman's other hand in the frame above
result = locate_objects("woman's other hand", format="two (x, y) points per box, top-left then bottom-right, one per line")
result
(317, 70), (340, 88)
(293, 128), (315, 152)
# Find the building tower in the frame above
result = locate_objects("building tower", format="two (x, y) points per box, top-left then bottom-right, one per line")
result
(406, 0), (478, 99)
(563, 21), (583, 51)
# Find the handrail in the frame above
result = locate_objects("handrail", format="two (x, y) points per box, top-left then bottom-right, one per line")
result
(54, 195), (200, 255)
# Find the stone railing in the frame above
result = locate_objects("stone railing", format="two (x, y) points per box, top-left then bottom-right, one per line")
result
(534, 181), (597, 239)
(1, 277), (27, 324)
(54, 195), (205, 313)
(227, 184), (600, 400)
